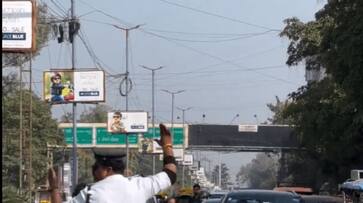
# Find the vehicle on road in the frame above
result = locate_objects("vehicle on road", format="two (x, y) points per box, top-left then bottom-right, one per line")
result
(220, 190), (303, 203)
(300, 195), (343, 203)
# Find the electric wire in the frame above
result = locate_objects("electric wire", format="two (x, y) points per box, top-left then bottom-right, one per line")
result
(141, 30), (274, 43)
(158, 0), (280, 31)
(139, 29), (296, 85)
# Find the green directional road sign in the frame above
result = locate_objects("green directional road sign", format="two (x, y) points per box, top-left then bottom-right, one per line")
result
(61, 124), (185, 147)
(96, 128), (138, 145)
(143, 127), (184, 145)
(64, 127), (93, 145)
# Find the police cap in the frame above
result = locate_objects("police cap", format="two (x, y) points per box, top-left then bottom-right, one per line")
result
(93, 148), (126, 172)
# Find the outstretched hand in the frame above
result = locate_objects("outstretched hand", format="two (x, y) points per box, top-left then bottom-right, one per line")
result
(154, 124), (172, 147)
(48, 167), (58, 189)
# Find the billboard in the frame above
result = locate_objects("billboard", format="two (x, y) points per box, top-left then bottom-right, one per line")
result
(107, 111), (148, 133)
(43, 70), (105, 104)
(2, 0), (36, 52)
(138, 138), (163, 154)
(182, 154), (193, 166)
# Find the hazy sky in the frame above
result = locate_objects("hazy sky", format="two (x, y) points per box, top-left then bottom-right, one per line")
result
(27, 0), (326, 181)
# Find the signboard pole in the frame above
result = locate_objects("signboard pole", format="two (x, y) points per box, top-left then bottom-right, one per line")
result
(70, 0), (78, 192)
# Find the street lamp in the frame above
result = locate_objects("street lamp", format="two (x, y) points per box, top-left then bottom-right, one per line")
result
(161, 89), (185, 134)
(140, 65), (163, 174)
(176, 106), (192, 187)
(113, 24), (143, 175)
(229, 113), (240, 125)
(113, 24), (143, 111)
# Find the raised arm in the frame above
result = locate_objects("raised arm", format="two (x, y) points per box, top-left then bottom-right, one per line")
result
(158, 124), (177, 184)
(48, 167), (62, 203)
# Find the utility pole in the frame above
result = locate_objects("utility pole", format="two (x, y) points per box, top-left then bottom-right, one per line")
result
(161, 90), (185, 136)
(114, 24), (141, 174)
(177, 106), (192, 188)
(140, 65), (163, 174)
(70, 0), (79, 191)
(218, 152), (222, 188)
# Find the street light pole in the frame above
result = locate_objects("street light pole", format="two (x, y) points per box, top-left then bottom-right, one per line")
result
(161, 90), (185, 136)
(177, 107), (192, 188)
(114, 24), (142, 175)
(229, 114), (240, 125)
(113, 24), (142, 111)
(140, 65), (163, 174)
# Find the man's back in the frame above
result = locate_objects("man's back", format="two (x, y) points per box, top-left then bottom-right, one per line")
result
(73, 173), (170, 203)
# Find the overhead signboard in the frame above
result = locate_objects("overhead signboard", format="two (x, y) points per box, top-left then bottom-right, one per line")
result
(59, 123), (187, 148)
(238, 124), (258, 132)
(143, 126), (185, 145)
(2, 0), (36, 52)
(43, 70), (105, 104)
(189, 124), (299, 151)
(107, 111), (148, 133)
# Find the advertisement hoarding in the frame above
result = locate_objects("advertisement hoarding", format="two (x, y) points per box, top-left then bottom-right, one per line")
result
(182, 154), (193, 166)
(2, 0), (36, 52)
(43, 70), (105, 104)
(138, 138), (163, 154)
(107, 112), (148, 133)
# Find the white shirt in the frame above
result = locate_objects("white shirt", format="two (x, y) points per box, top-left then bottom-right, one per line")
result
(71, 172), (171, 203)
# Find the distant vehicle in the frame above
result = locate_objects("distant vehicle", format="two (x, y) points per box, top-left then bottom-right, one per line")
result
(300, 195), (343, 203)
(208, 191), (228, 201)
(221, 190), (303, 203)
(274, 187), (314, 195)
(340, 169), (363, 203)
(204, 199), (223, 203)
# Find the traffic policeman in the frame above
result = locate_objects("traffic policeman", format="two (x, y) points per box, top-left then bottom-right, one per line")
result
(48, 124), (177, 203)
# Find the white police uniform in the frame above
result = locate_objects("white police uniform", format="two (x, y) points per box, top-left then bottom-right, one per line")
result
(71, 172), (171, 203)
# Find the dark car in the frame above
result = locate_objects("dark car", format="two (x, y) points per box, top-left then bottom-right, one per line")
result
(221, 190), (303, 203)
(204, 199), (223, 203)
(300, 195), (343, 203)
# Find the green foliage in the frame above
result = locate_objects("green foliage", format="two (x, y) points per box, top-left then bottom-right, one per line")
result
(279, 0), (363, 191)
(2, 74), (63, 195)
(212, 163), (231, 189)
(79, 104), (112, 123)
(266, 96), (292, 125)
(236, 153), (278, 189)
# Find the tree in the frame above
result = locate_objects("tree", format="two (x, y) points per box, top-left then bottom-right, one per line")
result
(236, 153), (278, 189)
(79, 104), (111, 123)
(2, 74), (63, 200)
(212, 163), (231, 189)
(266, 96), (292, 125)
(279, 0), (363, 192)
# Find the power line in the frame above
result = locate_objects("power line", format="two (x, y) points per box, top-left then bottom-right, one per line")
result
(158, 0), (280, 31)
(77, 29), (116, 75)
(146, 27), (277, 37)
(140, 30), (274, 43)
(140, 29), (296, 85)
(77, 0), (132, 26)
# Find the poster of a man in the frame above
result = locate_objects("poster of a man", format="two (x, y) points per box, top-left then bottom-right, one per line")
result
(108, 112), (126, 133)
